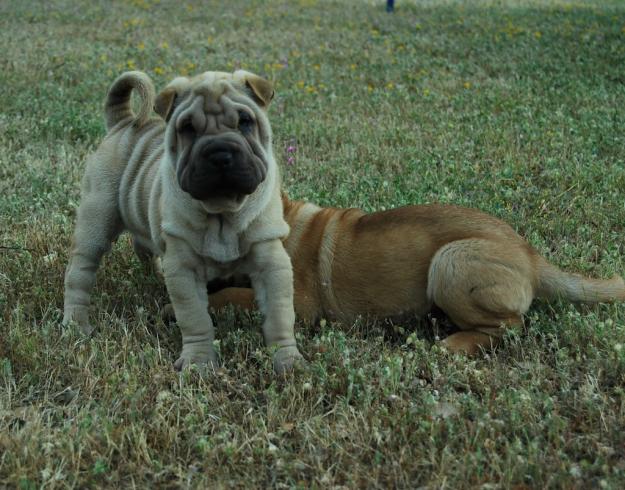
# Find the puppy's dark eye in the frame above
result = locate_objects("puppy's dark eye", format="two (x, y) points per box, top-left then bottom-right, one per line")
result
(178, 118), (195, 136)
(238, 111), (255, 133)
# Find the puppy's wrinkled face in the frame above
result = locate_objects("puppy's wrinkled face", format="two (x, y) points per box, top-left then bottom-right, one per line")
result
(155, 70), (275, 213)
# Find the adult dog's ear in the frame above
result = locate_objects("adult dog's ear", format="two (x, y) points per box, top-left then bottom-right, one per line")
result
(154, 87), (177, 122)
(235, 70), (274, 108)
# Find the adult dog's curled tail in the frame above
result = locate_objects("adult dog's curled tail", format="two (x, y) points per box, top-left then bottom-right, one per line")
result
(536, 257), (625, 303)
(104, 71), (155, 131)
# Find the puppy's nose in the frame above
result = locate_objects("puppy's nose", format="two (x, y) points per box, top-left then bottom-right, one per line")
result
(209, 150), (234, 169)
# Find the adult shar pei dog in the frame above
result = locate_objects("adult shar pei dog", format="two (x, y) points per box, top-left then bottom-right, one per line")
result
(207, 194), (625, 354)
(63, 70), (303, 373)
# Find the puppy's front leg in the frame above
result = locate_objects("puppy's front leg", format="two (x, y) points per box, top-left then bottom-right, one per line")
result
(248, 239), (303, 374)
(162, 245), (217, 371)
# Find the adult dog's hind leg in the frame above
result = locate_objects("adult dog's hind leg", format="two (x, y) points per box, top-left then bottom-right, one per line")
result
(427, 239), (534, 355)
(63, 190), (122, 335)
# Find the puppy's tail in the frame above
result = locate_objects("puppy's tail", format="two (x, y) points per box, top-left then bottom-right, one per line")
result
(104, 71), (155, 131)
(535, 257), (625, 303)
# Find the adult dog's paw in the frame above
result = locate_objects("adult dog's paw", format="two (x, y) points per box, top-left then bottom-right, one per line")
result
(272, 345), (306, 375)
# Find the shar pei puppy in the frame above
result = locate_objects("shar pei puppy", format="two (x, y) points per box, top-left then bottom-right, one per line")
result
(63, 70), (303, 373)
(206, 194), (625, 355)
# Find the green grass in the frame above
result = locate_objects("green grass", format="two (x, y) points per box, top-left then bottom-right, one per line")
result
(2, 0), (625, 487)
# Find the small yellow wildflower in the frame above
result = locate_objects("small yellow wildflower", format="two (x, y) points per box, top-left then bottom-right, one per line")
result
(137, 42), (145, 51)
(423, 88), (430, 96)
(313, 64), (320, 71)
(463, 81), (471, 89)
(534, 31), (542, 39)
(100, 54), (108, 62)
(186, 4), (194, 12)
(367, 83), (374, 93)
(132, 0), (150, 9)
(386, 82), (394, 90)
(350, 64), (357, 70)
(126, 18), (141, 27)
(154, 66), (165, 75)
(305, 86), (317, 94)
(160, 42), (169, 49)
(296, 80), (305, 89)
(127, 59), (136, 70)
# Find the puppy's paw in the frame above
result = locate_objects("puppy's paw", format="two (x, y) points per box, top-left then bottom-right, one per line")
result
(63, 306), (95, 336)
(174, 347), (219, 373)
(272, 345), (306, 375)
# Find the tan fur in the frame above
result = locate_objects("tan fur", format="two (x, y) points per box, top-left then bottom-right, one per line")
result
(209, 195), (625, 355)
(63, 70), (303, 373)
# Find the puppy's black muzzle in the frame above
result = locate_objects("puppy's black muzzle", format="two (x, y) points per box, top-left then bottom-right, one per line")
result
(178, 136), (265, 201)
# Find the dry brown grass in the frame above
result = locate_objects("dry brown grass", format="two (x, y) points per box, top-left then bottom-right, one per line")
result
(2, 0), (625, 487)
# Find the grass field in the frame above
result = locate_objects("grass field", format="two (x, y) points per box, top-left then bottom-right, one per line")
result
(2, 0), (625, 487)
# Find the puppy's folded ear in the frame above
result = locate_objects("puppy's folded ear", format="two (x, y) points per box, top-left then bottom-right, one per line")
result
(235, 70), (274, 108)
(154, 77), (189, 122)
(154, 87), (177, 122)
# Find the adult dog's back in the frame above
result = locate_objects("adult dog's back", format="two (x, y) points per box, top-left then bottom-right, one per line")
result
(209, 195), (625, 354)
